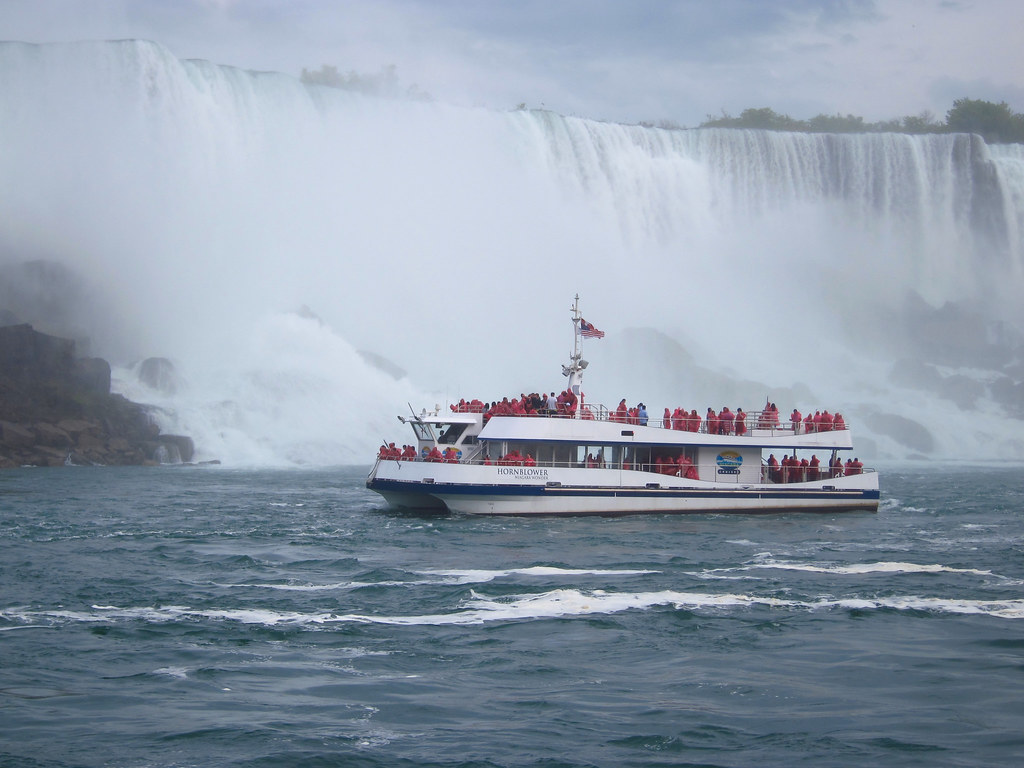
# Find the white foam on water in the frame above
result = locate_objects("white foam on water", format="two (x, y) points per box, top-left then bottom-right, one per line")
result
(414, 566), (659, 584)
(745, 560), (995, 577)
(5, 584), (1024, 631)
(819, 596), (1024, 619)
(153, 666), (189, 679)
(227, 579), (436, 591)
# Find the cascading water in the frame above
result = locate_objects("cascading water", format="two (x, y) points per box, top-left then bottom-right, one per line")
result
(1, 39), (1022, 464)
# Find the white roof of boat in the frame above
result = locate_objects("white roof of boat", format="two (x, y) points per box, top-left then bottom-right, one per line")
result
(478, 415), (855, 450)
(402, 412), (480, 425)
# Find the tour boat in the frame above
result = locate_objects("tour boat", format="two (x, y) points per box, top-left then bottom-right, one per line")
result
(366, 298), (880, 516)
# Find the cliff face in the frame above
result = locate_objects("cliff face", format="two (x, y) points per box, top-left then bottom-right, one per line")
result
(0, 324), (194, 467)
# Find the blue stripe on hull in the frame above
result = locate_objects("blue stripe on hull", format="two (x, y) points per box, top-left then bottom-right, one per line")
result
(366, 477), (880, 514)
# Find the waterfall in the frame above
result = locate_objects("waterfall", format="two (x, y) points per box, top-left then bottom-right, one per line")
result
(1, 39), (1022, 463)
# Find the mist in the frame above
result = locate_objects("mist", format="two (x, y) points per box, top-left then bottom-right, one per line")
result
(2, 40), (1022, 465)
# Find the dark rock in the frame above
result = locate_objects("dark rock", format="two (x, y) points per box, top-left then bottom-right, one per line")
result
(74, 357), (111, 395)
(138, 357), (178, 394)
(154, 434), (194, 464)
(863, 411), (935, 453)
(0, 324), (196, 468)
(888, 358), (942, 389)
(0, 421), (35, 449)
(57, 419), (100, 438)
(937, 374), (984, 410)
(357, 350), (407, 381)
(900, 294), (1022, 369)
(990, 376), (1024, 416)
(889, 358), (984, 409)
(0, 323), (74, 382)
(0, 260), (97, 355)
(33, 422), (72, 448)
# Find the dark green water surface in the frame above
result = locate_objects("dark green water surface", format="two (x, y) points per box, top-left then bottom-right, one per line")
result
(1, 464), (1022, 767)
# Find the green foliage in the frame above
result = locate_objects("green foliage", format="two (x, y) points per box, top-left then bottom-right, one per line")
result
(698, 100), (1023, 143)
(945, 98), (1024, 143)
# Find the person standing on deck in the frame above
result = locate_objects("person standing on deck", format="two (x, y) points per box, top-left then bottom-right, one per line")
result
(734, 408), (747, 436)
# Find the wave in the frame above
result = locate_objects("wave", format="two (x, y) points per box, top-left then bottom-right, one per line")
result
(413, 566), (660, 583)
(225, 566), (659, 591)
(5, 586), (1023, 628)
(725, 560), (997, 577)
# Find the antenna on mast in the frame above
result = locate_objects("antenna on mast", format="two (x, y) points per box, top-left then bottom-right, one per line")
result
(562, 294), (588, 415)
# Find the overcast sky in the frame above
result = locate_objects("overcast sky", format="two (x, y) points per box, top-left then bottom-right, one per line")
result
(2, 0), (1022, 127)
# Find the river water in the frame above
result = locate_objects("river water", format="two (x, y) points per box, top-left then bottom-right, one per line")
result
(1, 464), (1022, 767)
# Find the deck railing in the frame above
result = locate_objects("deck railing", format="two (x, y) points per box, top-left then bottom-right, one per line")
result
(467, 405), (849, 436)
(378, 453), (875, 481)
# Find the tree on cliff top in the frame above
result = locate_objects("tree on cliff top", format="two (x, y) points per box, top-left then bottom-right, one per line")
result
(945, 98), (1024, 144)
(699, 99), (1024, 144)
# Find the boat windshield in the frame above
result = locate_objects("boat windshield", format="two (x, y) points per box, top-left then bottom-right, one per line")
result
(410, 422), (434, 441)
(438, 423), (469, 444)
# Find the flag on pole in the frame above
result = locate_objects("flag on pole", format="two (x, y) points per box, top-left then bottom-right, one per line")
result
(580, 319), (605, 339)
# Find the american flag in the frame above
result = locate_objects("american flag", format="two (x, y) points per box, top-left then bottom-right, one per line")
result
(580, 318), (605, 339)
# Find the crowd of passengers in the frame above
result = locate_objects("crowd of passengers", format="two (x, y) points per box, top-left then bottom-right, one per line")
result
(766, 453), (864, 481)
(450, 395), (847, 436)
(450, 390), (581, 419)
(381, 395), (854, 468)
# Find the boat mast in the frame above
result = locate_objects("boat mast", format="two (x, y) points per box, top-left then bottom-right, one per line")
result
(562, 294), (587, 418)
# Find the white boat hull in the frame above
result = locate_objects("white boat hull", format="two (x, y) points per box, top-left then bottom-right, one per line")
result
(367, 461), (879, 516)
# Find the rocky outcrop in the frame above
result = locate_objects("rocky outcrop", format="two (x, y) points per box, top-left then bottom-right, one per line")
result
(0, 324), (194, 468)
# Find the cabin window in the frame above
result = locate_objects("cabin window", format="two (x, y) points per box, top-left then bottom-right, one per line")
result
(552, 444), (574, 468)
(438, 423), (468, 444)
(576, 445), (614, 467)
(411, 422), (434, 441)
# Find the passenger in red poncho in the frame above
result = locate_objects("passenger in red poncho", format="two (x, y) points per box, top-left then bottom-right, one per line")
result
(663, 408), (672, 429)
(734, 408), (747, 436)
(820, 410), (833, 432)
(718, 407), (733, 435)
(791, 408), (802, 434)
(707, 408), (718, 436)
(614, 399), (628, 423)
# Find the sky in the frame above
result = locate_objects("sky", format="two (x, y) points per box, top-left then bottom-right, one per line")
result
(2, 0), (1023, 127)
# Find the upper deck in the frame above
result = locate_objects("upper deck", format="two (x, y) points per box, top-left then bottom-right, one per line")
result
(476, 405), (854, 451)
